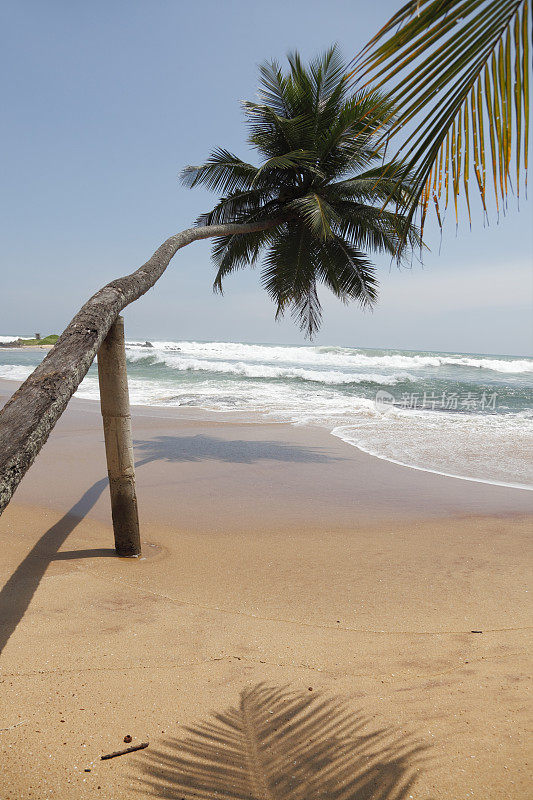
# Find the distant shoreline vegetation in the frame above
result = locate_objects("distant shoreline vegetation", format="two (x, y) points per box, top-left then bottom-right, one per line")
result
(0, 335), (59, 348)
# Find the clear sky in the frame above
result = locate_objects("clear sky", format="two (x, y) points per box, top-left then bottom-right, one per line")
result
(1, 0), (532, 356)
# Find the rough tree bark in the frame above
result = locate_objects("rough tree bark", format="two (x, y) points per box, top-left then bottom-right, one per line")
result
(0, 220), (277, 514)
(97, 316), (141, 556)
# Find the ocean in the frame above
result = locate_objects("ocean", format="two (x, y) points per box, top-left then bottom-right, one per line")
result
(1, 336), (532, 489)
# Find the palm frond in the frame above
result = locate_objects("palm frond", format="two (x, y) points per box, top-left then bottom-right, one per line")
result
(310, 44), (350, 108)
(285, 50), (319, 117)
(252, 150), (321, 184)
(243, 103), (314, 156)
(315, 92), (398, 179)
(355, 0), (530, 231)
(138, 684), (427, 799)
(290, 279), (323, 337)
(196, 188), (275, 227)
(318, 237), (379, 308)
(257, 60), (291, 117)
(261, 224), (323, 337)
(181, 148), (260, 194)
(294, 45), (349, 130)
(212, 227), (277, 293)
(333, 202), (422, 260)
(327, 162), (414, 206)
(288, 192), (340, 240)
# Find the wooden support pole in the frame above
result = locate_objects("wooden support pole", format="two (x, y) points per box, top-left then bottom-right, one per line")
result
(97, 316), (141, 557)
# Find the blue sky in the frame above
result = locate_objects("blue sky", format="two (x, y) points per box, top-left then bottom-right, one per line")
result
(1, 0), (531, 355)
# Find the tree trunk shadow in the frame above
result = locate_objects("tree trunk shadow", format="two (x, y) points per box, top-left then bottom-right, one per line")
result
(0, 477), (111, 656)
(0, 430), (343, 657)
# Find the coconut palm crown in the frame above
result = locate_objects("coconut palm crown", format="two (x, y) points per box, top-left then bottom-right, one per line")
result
(181, 46), (421, 337)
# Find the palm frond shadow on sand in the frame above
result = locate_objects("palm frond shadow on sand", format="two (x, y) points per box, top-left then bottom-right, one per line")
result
(138, 684), (428, 799)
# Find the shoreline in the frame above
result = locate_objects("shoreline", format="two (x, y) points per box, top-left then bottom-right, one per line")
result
(1, 375), (532, 495)
(1, 377), (533, 525)
(331, 424), (533, 492)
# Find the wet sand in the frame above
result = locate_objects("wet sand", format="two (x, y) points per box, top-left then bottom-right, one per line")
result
(0, 378), (531, 798)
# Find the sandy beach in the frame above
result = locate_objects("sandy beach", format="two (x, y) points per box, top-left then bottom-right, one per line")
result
(0, 377), (531, 799)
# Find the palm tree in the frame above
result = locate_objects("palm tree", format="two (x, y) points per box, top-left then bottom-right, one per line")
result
(181, 46), (420, 337)
(355, 0), (530, 237)
(0, 45), (419, 514)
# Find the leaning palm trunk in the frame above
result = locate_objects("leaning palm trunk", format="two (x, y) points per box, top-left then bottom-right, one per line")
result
(0, 46), (421, 515)
(0, 220), (275, 514)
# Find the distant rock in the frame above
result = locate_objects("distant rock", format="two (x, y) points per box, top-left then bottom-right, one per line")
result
(142, 341), (154, 348)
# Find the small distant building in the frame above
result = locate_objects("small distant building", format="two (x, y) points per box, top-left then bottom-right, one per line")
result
(35, 333), (41, 340)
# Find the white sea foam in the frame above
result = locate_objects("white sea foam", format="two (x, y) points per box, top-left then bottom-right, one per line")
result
(126, 348), (413, 385)
(126, 340), (533, 374)
(0, 364), (34, 380)
(333, 407), (533, 489)
(0, 335), (31, 343)
(2, 337), (532, 489)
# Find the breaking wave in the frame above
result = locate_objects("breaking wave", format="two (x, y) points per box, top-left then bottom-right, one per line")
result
(1, 337), (531, 488)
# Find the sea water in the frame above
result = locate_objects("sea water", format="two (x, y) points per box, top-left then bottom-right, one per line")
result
(1, 336), (531, 488)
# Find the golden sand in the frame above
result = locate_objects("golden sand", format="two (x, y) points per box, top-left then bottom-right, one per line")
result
(0, 381), (531, 798)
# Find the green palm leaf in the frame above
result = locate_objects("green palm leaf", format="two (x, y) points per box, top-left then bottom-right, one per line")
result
(288, 193), (340, 239)
(333, 202), (423, 257)
(252, 150), (322, 184)
(212, 227), (277, 292)
(261, 224), (323, 337)
(244, 105), (314, 156)
(195, 189), (275, 227)
(318, 237), (379, 308)
(327, 163), (414, 205)
(256, 60), (291, 118)
(181, 148), (260, 193)
(355, 0), (530, 232)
